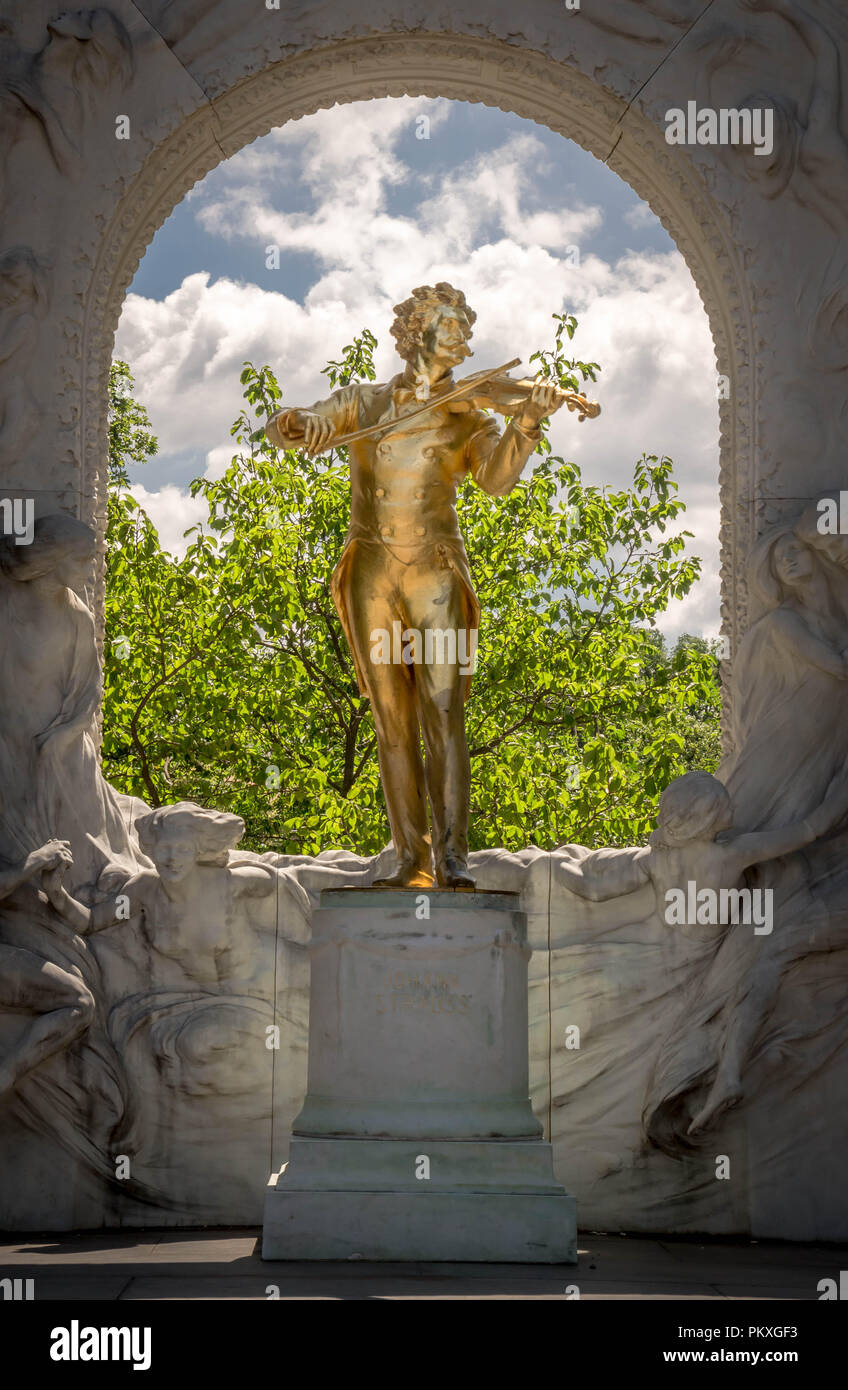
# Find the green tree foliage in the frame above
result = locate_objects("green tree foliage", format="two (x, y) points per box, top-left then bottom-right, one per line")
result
(103, 322), (721, 853)
(108, 359), (158, 486)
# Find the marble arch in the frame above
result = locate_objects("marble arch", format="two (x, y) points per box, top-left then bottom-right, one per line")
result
(82, 27), (752, 712)
(4, 1), (841, 712)
(2, 1), (848, 1237)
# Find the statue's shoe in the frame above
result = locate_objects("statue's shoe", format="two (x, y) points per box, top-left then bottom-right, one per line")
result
(372, 862), (434, 889)
(435, 858), (476, 891)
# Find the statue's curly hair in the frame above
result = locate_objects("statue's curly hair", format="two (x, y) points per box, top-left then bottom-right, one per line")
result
(136, 801), (245, 866)
(0, 513), (94, 581)
(390, 282), (475, 364)
(649, 771), (731, 848)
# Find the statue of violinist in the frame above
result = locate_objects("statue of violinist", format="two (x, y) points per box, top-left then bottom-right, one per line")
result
(266, 283), (599, 889)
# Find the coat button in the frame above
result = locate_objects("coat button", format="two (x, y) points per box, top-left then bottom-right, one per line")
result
(381, 525), (392, 537)
(422, 446), (436, 459)
(375, 487), (385, 498)
(415, 526), (426, 536)
(378, 442), (392, 457)
(415, 489), (425, 500)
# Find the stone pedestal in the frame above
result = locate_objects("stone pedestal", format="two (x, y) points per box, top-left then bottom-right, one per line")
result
(262, 889), (576, 1262)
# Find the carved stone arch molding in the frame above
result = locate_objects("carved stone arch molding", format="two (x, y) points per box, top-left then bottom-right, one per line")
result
(80, 28), (753, 712)
(6, 0), (846, 743)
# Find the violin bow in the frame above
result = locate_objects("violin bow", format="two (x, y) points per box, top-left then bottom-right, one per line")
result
(300, 358), (599, 452)
(324, 357), (522, 450)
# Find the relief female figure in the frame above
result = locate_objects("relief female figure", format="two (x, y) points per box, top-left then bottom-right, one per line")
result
(42, 801), (308, 1208)
(0, 513), (146, 890)
(44, 801), (307, 1095)
(719, 527), (848, 832)
(643, 526), (848, 1151)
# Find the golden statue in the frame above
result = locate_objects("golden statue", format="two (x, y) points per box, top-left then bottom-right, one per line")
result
(266, 284), (599, 890)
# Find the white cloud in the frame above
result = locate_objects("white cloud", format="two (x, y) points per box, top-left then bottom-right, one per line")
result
(417, 131), (602, 253)
(624, 200), (657, 230)
(127, 483), (206, 557)
(115, 98), (720, 641)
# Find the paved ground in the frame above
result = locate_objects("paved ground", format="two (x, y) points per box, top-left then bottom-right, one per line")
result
(1, 1229), (844, 1299)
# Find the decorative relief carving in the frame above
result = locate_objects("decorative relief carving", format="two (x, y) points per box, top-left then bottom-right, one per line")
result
(0, 9), (133, 204)
(0, 529), (308, 1216)
(577, 0), (701, 46)
(688, 0), (848, 231)
(0, 247), (49, 471)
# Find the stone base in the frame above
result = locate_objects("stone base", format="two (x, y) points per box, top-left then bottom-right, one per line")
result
(262, 1137), (577, 1262)
(262, 892), (577, 1262)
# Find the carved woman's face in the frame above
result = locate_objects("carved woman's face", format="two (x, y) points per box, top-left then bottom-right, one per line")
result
(772, 534), (814, 588)
(54, 548), (94, 593)
(151, 829), (198, 884)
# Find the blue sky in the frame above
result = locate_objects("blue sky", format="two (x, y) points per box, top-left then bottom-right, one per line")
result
(131, 101), (675, 307)
(117, 96), (720, 640)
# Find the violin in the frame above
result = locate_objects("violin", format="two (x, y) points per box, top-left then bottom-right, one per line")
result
(445, 357), (602, 423)
(329, 357), (600, 449)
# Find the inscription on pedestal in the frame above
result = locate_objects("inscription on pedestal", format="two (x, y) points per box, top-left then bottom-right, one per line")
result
(376, 971), (472, 1016)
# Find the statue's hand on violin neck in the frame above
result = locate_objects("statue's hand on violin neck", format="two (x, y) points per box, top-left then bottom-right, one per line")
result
(516, 379), (568, 429)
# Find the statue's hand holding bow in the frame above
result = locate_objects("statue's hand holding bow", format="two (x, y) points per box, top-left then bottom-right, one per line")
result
(282, 409), (337, 456)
